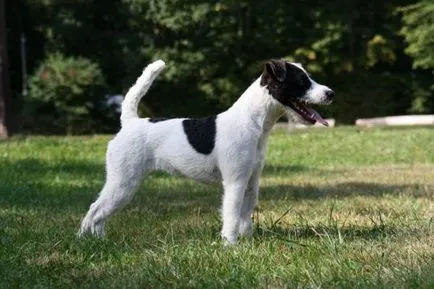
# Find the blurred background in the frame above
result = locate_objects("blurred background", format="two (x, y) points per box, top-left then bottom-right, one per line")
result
(0, 0), (433, 135)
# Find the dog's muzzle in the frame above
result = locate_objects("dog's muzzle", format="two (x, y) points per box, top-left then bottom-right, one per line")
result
(287, 100), (330, 126)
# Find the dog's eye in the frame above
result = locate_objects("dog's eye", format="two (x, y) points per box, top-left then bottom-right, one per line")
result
(299, 75), (310, 88)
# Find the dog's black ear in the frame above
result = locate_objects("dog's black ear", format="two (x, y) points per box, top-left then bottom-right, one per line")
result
(263, 59), (287, 83)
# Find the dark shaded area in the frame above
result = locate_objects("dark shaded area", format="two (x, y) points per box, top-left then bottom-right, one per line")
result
(1, 157), (431, 215)
(3, 1), (434, 134)
(261, 182), (433, 201)
(254, 221), (432, 244)
(262, 164), (313, 175)
(1, 157), (104, 178)
(148, 117), (171, 123)
(0, 158), (104, 210)
(0, 157), (221, 212)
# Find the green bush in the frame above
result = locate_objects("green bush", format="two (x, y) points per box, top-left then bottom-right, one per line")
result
(26, 53), (107, 134)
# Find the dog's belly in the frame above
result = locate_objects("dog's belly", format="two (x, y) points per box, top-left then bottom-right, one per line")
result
(179, 167), (221, 183)
(153, 157), (221, 183)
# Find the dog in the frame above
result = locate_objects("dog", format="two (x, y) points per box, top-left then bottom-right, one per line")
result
(78, 59), (334, 244)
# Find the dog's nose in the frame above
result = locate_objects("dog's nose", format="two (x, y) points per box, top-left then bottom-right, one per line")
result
(325, 89), (335, 102)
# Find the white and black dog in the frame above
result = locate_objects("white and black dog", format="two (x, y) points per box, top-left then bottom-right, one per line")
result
(78, 59), (334, 244)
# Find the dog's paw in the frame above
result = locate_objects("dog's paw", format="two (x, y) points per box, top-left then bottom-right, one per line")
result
(238, 218), (253, 237)
(221, 234), (238, 246)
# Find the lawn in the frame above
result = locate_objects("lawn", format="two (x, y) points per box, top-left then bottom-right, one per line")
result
(0, 126), (433, 288)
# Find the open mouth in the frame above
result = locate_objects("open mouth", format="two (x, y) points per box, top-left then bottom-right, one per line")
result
(287, 101), (329, 126)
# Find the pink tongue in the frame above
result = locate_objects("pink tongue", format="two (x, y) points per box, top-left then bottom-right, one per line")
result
(307, 107), (329, 126)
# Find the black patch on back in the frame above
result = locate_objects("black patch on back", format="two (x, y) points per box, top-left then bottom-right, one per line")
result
(149, 117), (170, 123)
(182, 116), (217, 155)
(260, 60), (312, 106)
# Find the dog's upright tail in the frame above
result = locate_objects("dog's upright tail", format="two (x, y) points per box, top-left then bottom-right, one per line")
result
(120, 60), (166, 127)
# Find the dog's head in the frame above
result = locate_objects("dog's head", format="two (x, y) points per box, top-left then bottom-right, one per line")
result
(260, 59), (334, 126)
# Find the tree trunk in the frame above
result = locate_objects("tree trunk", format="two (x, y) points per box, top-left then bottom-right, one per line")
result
(0, 0), (10, 138)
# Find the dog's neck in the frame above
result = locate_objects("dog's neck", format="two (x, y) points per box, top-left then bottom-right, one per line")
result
(228, 77), (284, 134)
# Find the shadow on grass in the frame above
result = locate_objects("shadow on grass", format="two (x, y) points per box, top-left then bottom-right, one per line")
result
(262, 182), (433, 200)
(1, 158), (431, 214)
(0, 157), (221, 213)
(262, 164), (312, 175)
(0, 158), (105, 210)
(254, 223), (417, 243)
(1, 157), (104, 177)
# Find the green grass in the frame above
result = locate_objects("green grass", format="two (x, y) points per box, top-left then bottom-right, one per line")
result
(1, 126), (433, 288)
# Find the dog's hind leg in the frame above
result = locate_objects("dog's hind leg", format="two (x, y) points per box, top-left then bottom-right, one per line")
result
(78, 139), (146, 237)
(78, 177), (142, 237)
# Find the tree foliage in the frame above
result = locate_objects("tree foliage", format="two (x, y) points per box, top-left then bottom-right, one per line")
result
(399, 1), (434, 69)
(5, 0), (434, 133)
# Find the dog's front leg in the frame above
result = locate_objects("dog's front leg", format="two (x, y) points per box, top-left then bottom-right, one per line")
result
(239, 146), (266, 237)
(239, 167), (262, 237)
(221, 180), (249, 245)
